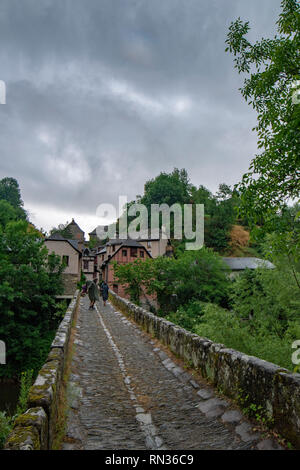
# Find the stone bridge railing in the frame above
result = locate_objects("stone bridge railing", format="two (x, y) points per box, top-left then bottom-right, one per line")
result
(109, 291), (300, 448)
(5, 290), (80, 450)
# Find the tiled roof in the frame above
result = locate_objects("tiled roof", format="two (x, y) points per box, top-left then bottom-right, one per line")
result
(47, 232), (65, 240)
(45, 234), (81, 254)
(67, 218), (85, 234)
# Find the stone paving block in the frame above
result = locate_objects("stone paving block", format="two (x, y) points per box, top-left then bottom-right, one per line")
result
(190, 380), (200, 389)
(205, 406), (226, 418)
(158, 351), (168, 361)
(221, 410), (243, 424)
(197, 398), (229, 415)
(235, 422), (261, 443)
(257, 439), (284, 450)
(197, 388), (214, 400)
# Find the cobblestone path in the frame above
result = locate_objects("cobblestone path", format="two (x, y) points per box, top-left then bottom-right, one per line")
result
(62, 296), (282, 450)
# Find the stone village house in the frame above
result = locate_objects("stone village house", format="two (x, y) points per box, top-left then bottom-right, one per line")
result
(44, 232), (82, 297)
(44, 219), (172, 303)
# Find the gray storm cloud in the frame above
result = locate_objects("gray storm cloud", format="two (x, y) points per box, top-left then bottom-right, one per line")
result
(0, 0), (282, 232)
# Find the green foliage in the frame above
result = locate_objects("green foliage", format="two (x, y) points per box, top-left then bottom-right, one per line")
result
(226, 0), (300, 218)
(230, 265), (300, 331)
(77, 270), (87, 290)
(50, 221), (73, 239)
(88, 238), (98, 249)
(15, 370), (34, 416)
(193, 302), (298, 371)
(113, 258), (155, 304)
(162, 252), (300, 371)
(0, 220), (65, 378)
(0, 201), (19, 229)
(0, 370), (35, 449)
(0, 178), (25, 214)
(114, 248), (230, 311)
(0, 411), (12, 449)
(140, 168), (191, 208)
(119, 168), (242, 254)
(166, 300), (206, 331)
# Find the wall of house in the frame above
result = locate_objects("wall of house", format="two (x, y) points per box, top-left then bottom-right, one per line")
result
(139, 238), (168, 258)
(82, 256), (96, 281)
(45, 241), (80, 275)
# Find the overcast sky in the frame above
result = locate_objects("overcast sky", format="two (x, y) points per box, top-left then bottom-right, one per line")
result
(0, 0), (282, 236)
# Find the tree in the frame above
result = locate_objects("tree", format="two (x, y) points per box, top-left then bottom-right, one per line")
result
(139, 168), (191, 209)
(114, 249), (230, 311)
(226, 0), (300, 219)
(0, 220), (65, 378)
(50, 222), (72, 239)
(113, 258), (155, 304)
(0, 201), (18, 229)
(0, 177), (27, 220)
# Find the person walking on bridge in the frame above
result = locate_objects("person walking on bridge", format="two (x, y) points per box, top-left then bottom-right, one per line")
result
(86, 278), (100, 309)
(101, 280), (109, 307)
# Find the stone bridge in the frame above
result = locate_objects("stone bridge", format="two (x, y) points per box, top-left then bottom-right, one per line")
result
(5, 291), (300, 450)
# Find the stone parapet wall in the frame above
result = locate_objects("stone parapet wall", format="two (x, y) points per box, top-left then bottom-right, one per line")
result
(5, 291), (79, 450)
(62, 273), (79, 296)
(109, 291), (300, 448)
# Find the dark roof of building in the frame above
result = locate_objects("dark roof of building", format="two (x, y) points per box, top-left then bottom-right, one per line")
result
(107, 237), (157, 246)
(120, 239), (144, 248)
(222, 257), (275, 270)
(45, 234), (81, 254)
(47, 232), (64, 240)
(82, 247), (94, 256)
(67, 218), (85, 234)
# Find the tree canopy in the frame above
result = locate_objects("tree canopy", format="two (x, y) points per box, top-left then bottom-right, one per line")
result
(225, 0), (300, 219)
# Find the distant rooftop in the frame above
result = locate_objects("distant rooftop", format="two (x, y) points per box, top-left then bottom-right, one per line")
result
(222, 257), (275, 271)
(66, 218), (85, 234)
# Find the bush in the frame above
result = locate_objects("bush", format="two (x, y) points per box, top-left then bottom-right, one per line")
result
(229, 263), (300, 334)
(0, 411), (12, 449)
(193, 303), (299, 371)
(166, 300), (206, 332)
(0, 369), (34, 449)
(0, 220), (65, 378)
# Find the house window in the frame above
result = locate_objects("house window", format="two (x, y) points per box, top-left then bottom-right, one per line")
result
(102, 255), (104, 260)
(113, 284), (118, 293)
(147, 241), (152, 247)
(122, 249), (127, 257)
(83, 260), (89, 270)
(62, 255), (69, 266)
(130, 248), (137, 257)
(140, 250), (144, 258)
